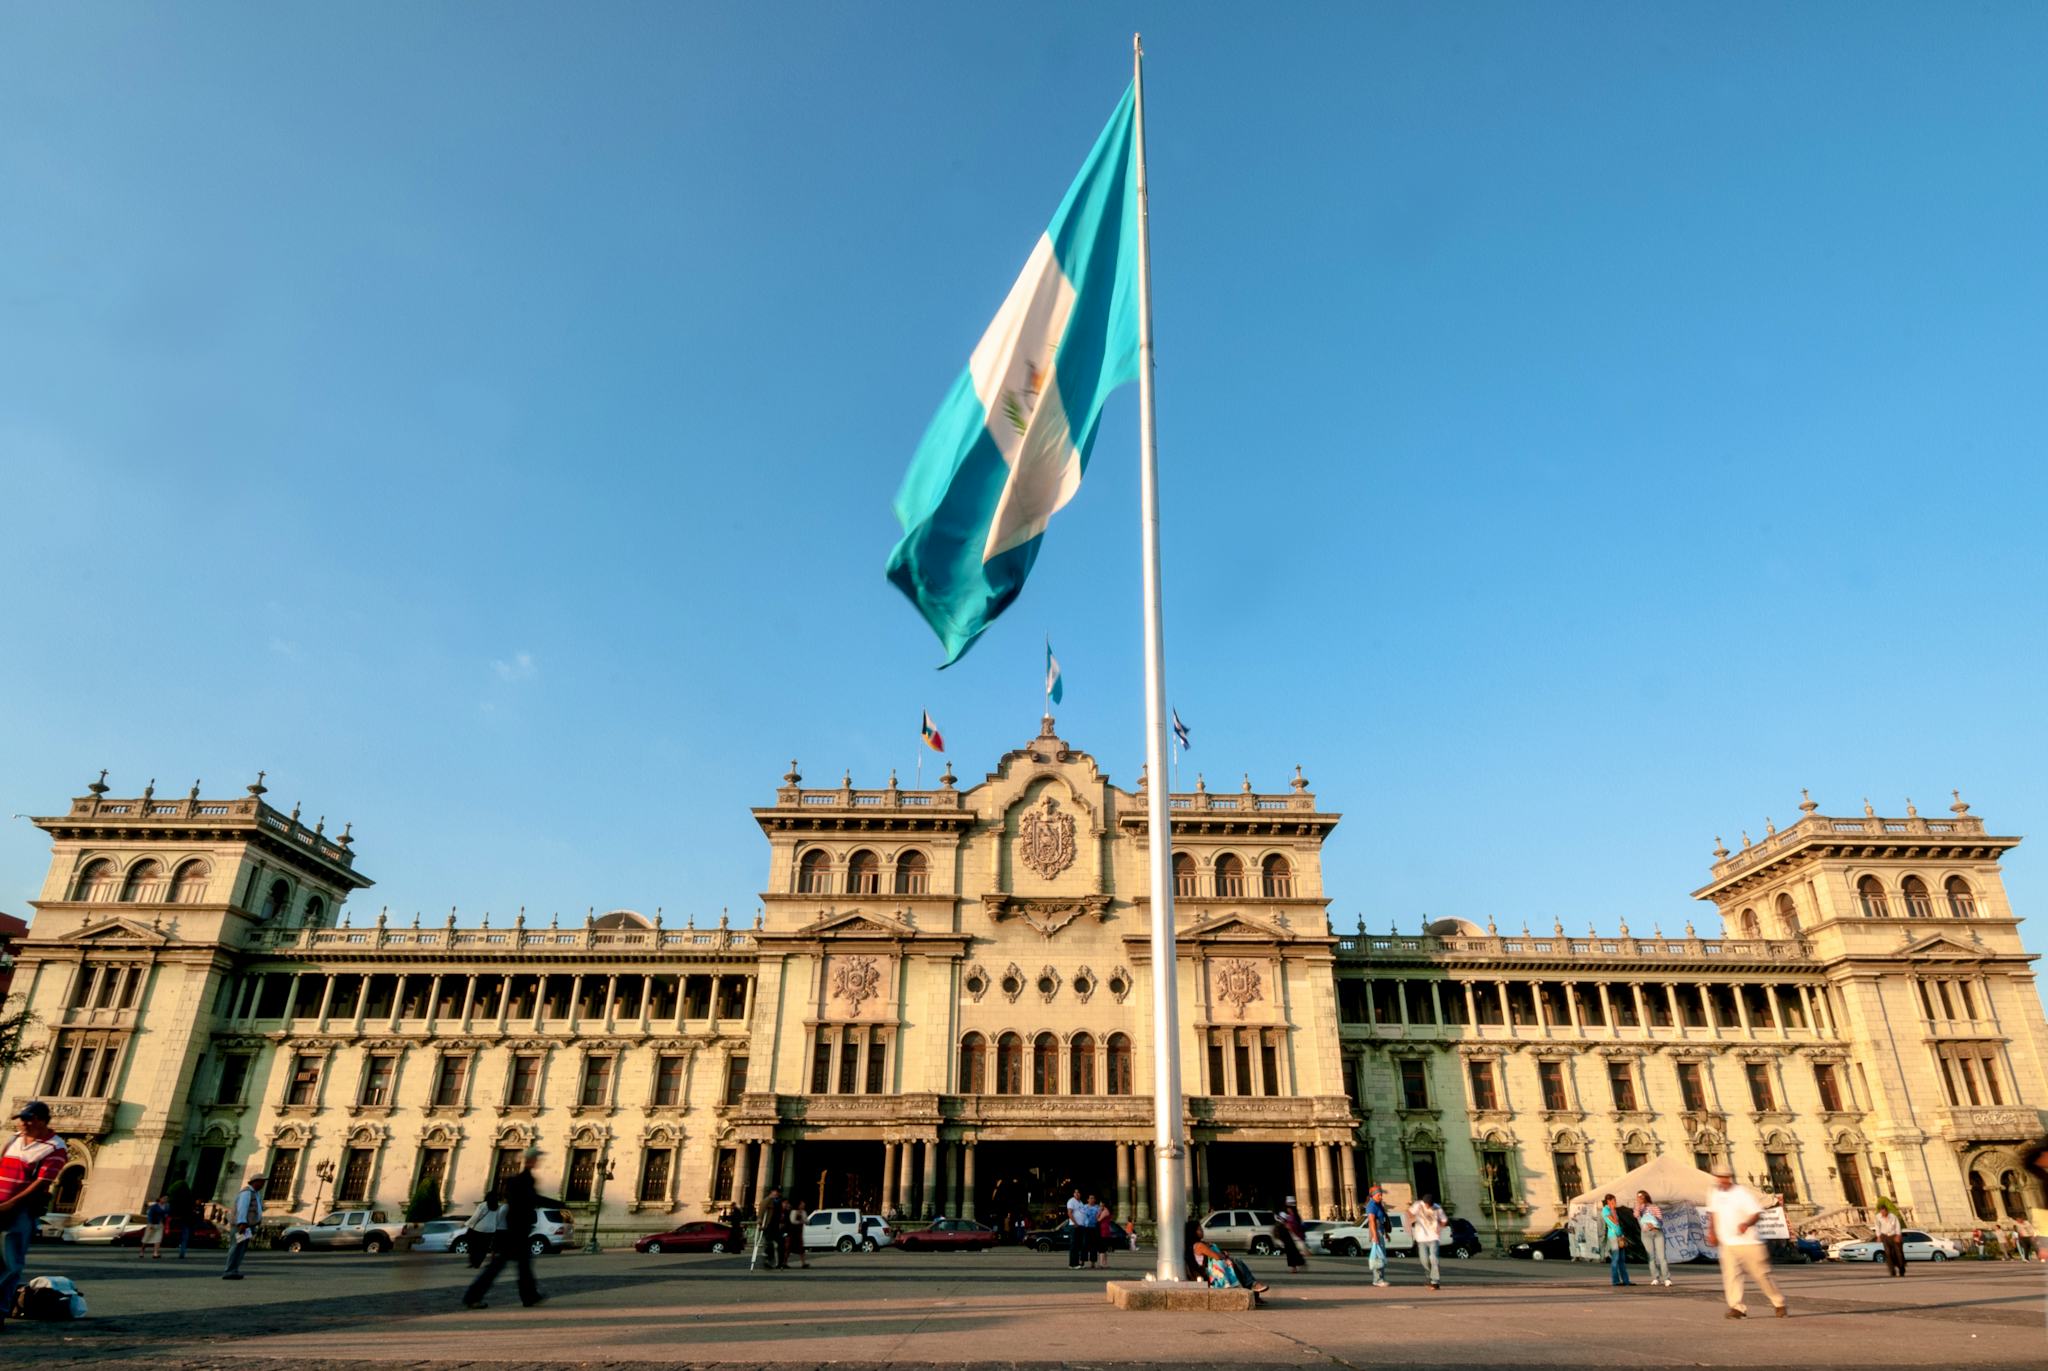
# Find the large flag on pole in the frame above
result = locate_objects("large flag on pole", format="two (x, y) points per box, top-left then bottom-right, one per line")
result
(1045, 638), (1065, 706)
(886, 87), (1142, 665)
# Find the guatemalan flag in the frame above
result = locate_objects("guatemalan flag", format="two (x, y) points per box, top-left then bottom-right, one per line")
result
(886, 86), (1141, 665)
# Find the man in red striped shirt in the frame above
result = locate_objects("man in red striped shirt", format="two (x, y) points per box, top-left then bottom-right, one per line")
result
(0, 1101), (68, 1334)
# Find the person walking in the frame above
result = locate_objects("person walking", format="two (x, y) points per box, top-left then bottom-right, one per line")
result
(463, 1187), (503, 1269)
(1635, 1191), (1671, 1287)
(222, 1172), (264, 1280)
(1364, 1185), (1392, 1288)
(1706, 1165), (1785, 1319)
(172, 1187), (196, 1259)
(462, 1146), (545, 1309)
(1096, 1199), (1117, 1269)
(1872, 1201), (1905, 1277)
(1275, 1198), (1308, 1274)
(1600, 1195), (1634, 1287)
(1, 1101), (70, 1334)
(1081, 1193), (1105, 1269)
(141, 1194), (169, 1259)
(788, 1202), (810, 1269)
(759, 1188), (786, 1270)
(1408, 1193), (1447, 1290)
(1065, 1188), (1088, 1269)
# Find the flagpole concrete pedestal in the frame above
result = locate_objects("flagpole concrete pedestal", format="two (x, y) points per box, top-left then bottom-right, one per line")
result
(1105, 1279), (1256, 1312)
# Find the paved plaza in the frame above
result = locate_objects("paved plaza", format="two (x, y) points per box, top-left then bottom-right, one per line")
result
(10, 1246), (2045, 1370)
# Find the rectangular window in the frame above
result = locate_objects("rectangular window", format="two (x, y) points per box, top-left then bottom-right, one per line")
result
(508, 1054), (541, 1107)
(1259, 1040), (1279, 1097)
(1467, 1060), (1499, 1111)
(1404, 981), (1436, 1024)
(494, 1147), (523, 1184)
(579, 1055), (614, 1108)
(1679, 988), (1707, 1029)
(1399, 1058), (1429, 1110)
(723, 1055), (748, 1105)
(1981, 1054), (2004, 1106)
(433, 1055), (469, 1108)
(418, 1147), (451, 1201)
(712, 1149), (737, 1202)
(1835, 1152), (1867, 1208)
(1371, 981), (1400, 1025)
(1677, 1062), (1707, 1112)
(42, 1045), (73, 1097)
(1232, 1037), (1253, 1097)
(1813, 1063), (1844, 1112)
(1538, 1060), (1568, 1112)
(1610, 985), (1639, 1027)
(1623, 1150), (1648, 1171)
(1744, 1062), (1776, 1112)
(1645, 988), (1673, 1028)
(1552, 1150), (1584, 1201)
(117, 966), (143, 1011)
(265, 1147), (301, 1202)
(653, 1054), (685, 1107)
(812, 1039), (833, 1094)
(338, 1147), (373, 1203)
(1482, 1149), (1513, 1204)
(865, 1036), (887, 1094)
(1442, 983), (1470, 1025)
(1958, 981), (1978, 1018)
(1607, 1062), (1638, 1112)
(1956, 1055), (1982, 1106)
(359, 1053), (396, 1107)
(1937, 1054), (1960, 1105)
(1206, 1039), (1226, 1095)
(217, 1052), (252, 1106)
(1575, 984), (1605, 1026)
(565, 1147), (597, 1202)
(640, 1148), (672, 1203)
(838, 1034), (861, 1095)
(1764, 1152), (1797, 1202)
(286, 1053), (322, 1106)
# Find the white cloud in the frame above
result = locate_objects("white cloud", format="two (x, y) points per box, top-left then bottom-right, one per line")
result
(490, 651), (536, 683)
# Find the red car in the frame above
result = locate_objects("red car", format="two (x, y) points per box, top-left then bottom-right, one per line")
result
(896, 1218), (998, 1252)
(635, 1221), (741, 1254)
(115, 1216), (224, 1249)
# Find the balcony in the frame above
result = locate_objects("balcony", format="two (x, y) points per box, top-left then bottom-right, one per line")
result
(1936, 1105), (2046, 1142)
(13, 1095), (117, 1135)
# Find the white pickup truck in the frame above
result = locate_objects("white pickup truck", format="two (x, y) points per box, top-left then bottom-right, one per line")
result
(277, 1208), (418, 1254)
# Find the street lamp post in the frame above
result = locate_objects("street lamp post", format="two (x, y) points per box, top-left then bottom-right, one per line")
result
(309, 1158), (336, 1219)
(583, 1150), (616, 1254)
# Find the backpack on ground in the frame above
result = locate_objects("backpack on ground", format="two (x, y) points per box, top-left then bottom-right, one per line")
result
(13, 1275), (88, 1321)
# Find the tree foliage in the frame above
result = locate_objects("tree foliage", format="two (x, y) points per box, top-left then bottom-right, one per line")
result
(0, 995), (41, 1072)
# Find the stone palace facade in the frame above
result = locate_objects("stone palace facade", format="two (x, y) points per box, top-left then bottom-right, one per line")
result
(3, 726), (2045, 1238)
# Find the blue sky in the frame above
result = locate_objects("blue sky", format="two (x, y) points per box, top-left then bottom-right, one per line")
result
(3, 3), (2044, 962)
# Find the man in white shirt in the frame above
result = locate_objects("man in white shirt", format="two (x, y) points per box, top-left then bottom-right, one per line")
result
(1705, 1166), (1785, 1319)
(1871, 1203), (1905, 1276)
(1407, 1194), (1447, 1290)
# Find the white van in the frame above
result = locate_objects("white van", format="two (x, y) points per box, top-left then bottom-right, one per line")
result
(801, 1208), (894, 1252)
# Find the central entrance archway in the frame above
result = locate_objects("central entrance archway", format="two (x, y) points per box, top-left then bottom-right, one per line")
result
(972, 1141), (1117, 1230)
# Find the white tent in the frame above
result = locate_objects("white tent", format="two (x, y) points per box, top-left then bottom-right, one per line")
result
(1568, 1153), (1720, 1211)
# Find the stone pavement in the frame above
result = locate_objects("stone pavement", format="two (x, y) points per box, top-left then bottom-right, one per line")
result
(12, 1245), (2045, 1369)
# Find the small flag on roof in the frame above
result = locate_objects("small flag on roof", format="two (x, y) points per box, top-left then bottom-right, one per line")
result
(921, 711), (945, 753)
(1172, 708), (1190, 750)
(1045, 638), (1064, 706)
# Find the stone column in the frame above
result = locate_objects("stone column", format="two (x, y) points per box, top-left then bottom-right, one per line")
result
(1734, 984), (1754, 1035)
(962, 1143), (977, 1221)
(739, 1142), (759, 1209)
(898, 1140), (915, 1215)
(1314, 1145), (1337, 1219)
(1495, 980), (1511, 1030)
(457, 974), (476, 1029)
(1339, 1142), (1359, 1216)
(921, 1138), (938, 1218)
(1596, 984), (1616, 1035)
(1630, 983), (1649, 1031)
(1665, 983), (1683, 1031)
(1115, 1141), (1132, 1216)
(880, 1143), (898, 1213)
(755, 1143), (777, 1209)
(948, 1145), (963, 1217)
(779, 1143), (797, 1194)
(1134, 1144), (1151, 1224)
(1291, 1143), (1313, 1210)
(1463, 982), (1479, 1030)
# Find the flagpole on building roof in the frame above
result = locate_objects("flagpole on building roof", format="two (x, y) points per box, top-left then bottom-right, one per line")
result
(1131, 31), (1189, 1284)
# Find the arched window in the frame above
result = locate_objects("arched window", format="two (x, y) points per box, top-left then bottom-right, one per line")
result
(846, 850), (881, 895)
(1215, 854), (1246, 899)
(1172, 852), (1197, 898)
(1070, 1032), (1096, 1095)
(120, 859), (166, 903)
(1106, 1032), (1134, 1095)
(1738, 908), (1760, 938)
(1032, 1032), (1058, 1094)
(1946, 876), (1978, 919)
(1968, 1171), (1996, 1221)
(1901, 875), (1933, 919)
(995, 1033), (1024, 1095)
(797, 850), (833, 894)
(1261, 855), (1294, 898)
(957, 1033), (986, 1094)
(168, 860), (209, 903)
(73, 859), (118, 902)
(1856, 876), (1889, 918)
(1999, 1170), (2028, 1219)
(303, 896), (326, 928)
(260, 878), (290, 921)
(1775, 892), (1801, 938)
(893, 850), (929, 895)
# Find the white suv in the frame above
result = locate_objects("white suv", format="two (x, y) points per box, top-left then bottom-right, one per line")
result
(801, 1208), (894, 1252)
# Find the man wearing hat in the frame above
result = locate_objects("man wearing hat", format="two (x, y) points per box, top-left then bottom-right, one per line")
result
(1363, 1185), (1392, 1287)
(1705, 1164), (1786, 1319)
(223, 1170), (265, 1279)
(463, 1145), (546, 1310)
(0, 1101), (70, 1333)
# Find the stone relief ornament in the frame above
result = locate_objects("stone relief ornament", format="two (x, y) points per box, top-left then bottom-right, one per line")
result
(1214, 958), (1264, 1019)
(831, 955), (883, 1017)
(1018, 794), (1078, 879)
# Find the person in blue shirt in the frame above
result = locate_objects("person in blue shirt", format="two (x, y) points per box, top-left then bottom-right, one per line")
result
(1364, 1186), (1391, 1287)
(1601, 1195), (1633, 1286)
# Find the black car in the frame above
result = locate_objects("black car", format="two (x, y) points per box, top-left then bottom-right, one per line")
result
(1442, 1217), (1484, 1258)
(1026, 1220), (1134, 1253)
(1509, 1227), (1571, 1260)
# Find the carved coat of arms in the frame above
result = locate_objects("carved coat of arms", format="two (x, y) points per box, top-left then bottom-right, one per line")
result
(1215, 958), (1264, 1019)
(1018, 794), (1077, 879)
(831, 955), (882, 1017)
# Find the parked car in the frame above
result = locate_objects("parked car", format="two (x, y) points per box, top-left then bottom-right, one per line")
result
(276, 1209), (418, 1254)
(1789, 1236), (1827, 1263)
(1025, 1218), (1137, 1253)
(1314, 1213), (1415, 1258)
(35, 1214), (75, 1242)
(635, 1220), (742, 1254)
(1828, 1230), (1958, 1262)
(1196, 1210), (1281, 1254)
(1509, 1227), (1572, 1260)
(451, 1208), (577, 1257)
(897, 1217), (999, 1252)
(411, 1219), (470, 1254)
(61, 1213), (147, 1244)
(800, 1208), (893, 1252)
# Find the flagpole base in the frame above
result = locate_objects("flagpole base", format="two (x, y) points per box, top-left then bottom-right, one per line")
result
(1105, 1279), (1255, 1312)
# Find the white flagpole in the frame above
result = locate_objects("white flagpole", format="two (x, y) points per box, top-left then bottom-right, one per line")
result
(1132, 31), (1188, 1284)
